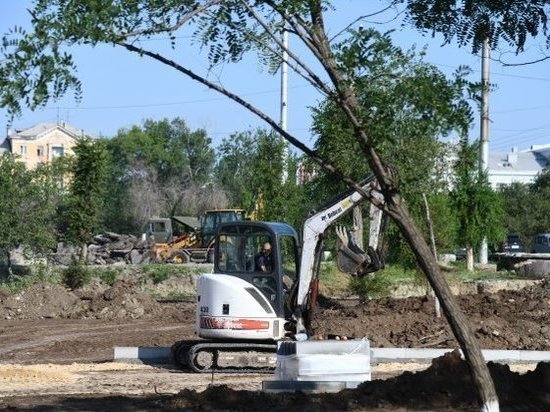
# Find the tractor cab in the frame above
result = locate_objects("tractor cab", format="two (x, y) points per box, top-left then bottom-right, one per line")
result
(200, 209), (246, 247)
(214, 221), (300, 318)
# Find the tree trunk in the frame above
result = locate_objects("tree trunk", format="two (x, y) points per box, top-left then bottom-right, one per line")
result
(79, 243), (88, 265)
(6, 250), (13, 278)
(422, 193), (441, 318)
(466, 246), (475, 272)
(352, 206), (364, 249)
(387, 200), (498, 411)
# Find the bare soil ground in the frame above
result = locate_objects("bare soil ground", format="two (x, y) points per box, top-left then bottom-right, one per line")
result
(0, 277), (548, 410)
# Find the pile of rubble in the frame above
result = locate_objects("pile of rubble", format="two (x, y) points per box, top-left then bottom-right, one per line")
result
(51, 232), (153, 266)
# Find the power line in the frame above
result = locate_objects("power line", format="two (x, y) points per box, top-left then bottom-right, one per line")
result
(42, 83), (311, 111)
(433, 62), (550, 82)
(492, 104), (550, 114)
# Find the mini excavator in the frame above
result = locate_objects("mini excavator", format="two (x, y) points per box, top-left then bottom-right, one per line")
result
(172, 174), (386, 372)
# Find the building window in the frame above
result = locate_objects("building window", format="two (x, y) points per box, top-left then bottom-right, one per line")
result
(20, 145), (27, 155)
(52, 146), (64, 158)
(37, 146), (45, 157)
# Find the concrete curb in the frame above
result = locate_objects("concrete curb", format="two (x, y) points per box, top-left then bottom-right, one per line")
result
(114, 346), (550, 365)
(114, 346), (172, 363)
(371, 348), (550, 364)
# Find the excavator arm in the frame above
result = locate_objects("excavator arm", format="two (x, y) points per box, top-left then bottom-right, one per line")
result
(294, 174), (385, 337)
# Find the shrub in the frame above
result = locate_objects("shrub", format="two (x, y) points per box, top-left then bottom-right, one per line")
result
(145, 265), (175, 284)
(62, 262), (91, 289)
(349, 273), (392, 302)
(96, 268), (118, 286)
(2, 274), (33, 294)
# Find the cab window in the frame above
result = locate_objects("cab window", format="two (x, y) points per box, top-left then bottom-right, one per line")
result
(252, 276), (277, 303)
(243, 230), (272, 273)
(217, 228), (273, 274)
(280, 235), (298, 286)
(217, 234), (242, 272)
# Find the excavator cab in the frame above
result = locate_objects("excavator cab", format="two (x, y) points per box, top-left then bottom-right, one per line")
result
(214, 221), (299, 317)
(196, 221), (299, 341)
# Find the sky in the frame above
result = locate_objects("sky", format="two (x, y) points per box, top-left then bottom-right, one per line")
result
(1, 0), (549, 154)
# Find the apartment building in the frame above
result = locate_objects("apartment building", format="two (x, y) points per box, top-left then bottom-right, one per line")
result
(0, 122), (96, 169)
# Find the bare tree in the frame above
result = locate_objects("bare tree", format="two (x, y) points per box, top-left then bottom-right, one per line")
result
(127, 161), (165, 227)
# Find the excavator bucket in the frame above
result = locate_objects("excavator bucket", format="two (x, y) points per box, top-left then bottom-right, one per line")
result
(335, 226), (384, 277)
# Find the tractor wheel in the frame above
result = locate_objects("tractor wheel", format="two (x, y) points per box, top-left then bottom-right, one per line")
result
(171, 251), (188, 264)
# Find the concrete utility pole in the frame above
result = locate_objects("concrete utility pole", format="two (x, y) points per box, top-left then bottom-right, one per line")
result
(479, 38), (490, 265)
(280, 24), (289, 183)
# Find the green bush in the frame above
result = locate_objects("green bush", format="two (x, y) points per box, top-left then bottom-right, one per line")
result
(1, 263), (59, 294)
(2, 274), (33, 294)
(144, 265), (175, 284)
(349, 273), (392, 302)
(62, 263), (91, 289)
(349, 265), (425, 301)
(96, 268), (118, 285)
(29, 262), (62, 284)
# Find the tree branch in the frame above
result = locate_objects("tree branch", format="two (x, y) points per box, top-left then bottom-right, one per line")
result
(329, 4), (402, 42)
(495, 55), (550, 66)
(237, 0), (333, 97)
(113, 0), (224, 39)
(201, 5), (330, 98)
(262, 0), (324, 58)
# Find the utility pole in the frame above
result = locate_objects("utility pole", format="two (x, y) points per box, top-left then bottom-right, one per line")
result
(479, 38), (490, 265)
(280, 23), (289, 183)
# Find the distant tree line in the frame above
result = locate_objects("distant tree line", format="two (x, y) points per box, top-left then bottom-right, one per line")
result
(2, 113), (526, 270)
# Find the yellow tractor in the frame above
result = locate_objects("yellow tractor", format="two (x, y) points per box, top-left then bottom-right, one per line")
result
(145, 209), (246, 264)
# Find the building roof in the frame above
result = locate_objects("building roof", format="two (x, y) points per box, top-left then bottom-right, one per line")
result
(488, 150), (548, 174)
(0, 138), (10, 155)
(8, 123), (98, 141)
(524, 144), (550, 159)
(171, 216), (200, 231)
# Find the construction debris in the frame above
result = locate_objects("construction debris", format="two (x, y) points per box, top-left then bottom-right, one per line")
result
(51, 233), (153, 265)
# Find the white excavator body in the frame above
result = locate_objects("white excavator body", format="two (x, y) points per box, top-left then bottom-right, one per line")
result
(197, 273), (286, 340)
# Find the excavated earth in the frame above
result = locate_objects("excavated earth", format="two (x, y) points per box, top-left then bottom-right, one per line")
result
(0, 277), (548, 410)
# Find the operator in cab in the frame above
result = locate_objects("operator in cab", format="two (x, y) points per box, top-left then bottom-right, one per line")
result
(254, 242), (272, 272)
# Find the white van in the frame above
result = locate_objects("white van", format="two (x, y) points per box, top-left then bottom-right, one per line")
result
(532, 233), (550, 253)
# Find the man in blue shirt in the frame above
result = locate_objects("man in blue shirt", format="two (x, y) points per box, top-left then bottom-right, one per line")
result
(254, 242), (272, 272)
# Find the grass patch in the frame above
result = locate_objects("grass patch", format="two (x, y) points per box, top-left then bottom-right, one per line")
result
(319, 262), (426, 299)
(1, 274), (33, 294)
(319, 259), (523, 301)
(349, 265), (426, 301)
(166, 290), (195, 300)
(445, 261), (523, 282)
(1, 263), (62, 294)
(140, 264), (195, 284)
(318, 262), (352, 295)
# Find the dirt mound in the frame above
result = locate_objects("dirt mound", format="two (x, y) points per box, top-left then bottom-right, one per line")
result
(164, 352), (549, 411)
(0, 288), (10, 300)
(0, 277), (548, 350)
(75, 279), (187, 321)
(0, 280), (187, 321)
(79, 279), (165, 320)
(0, 283), (82, 320)
(311, 280), (550, 350)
